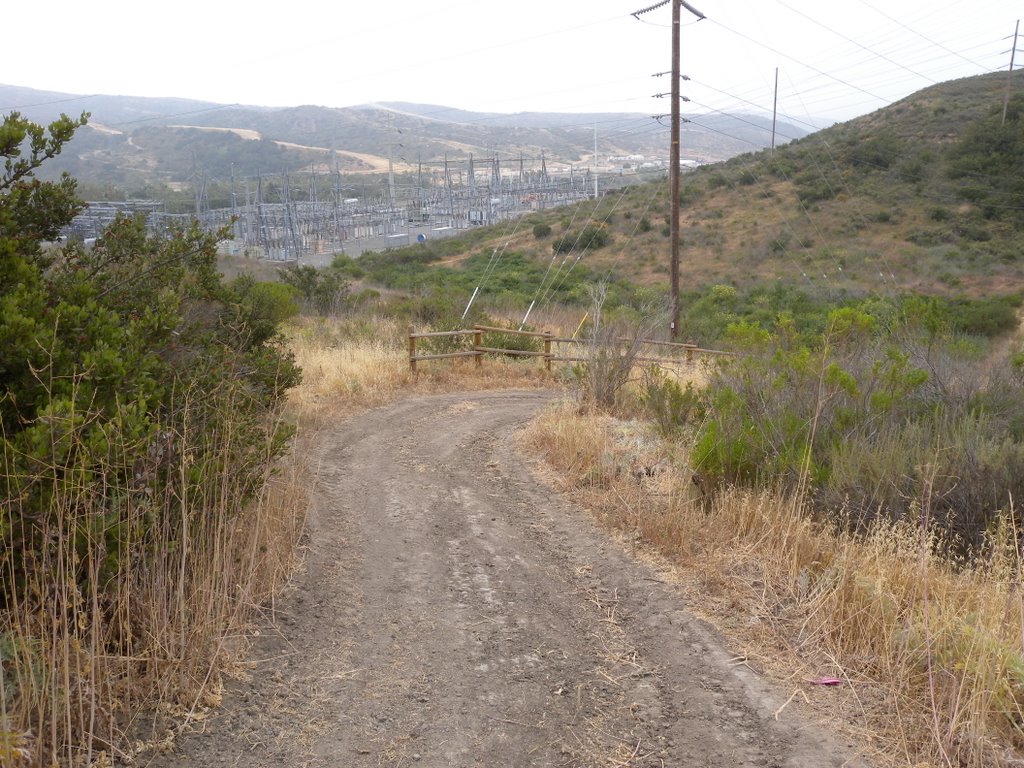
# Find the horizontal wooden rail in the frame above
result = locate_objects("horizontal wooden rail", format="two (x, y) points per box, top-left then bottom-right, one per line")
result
(410, 350), (481, 362)
(472, 324), (550, 338)
(407, 323), (727, 373)
(409, 329), (477, 339)
(548, 336), (731, 357)
(551, 354), (698, 367)
(473, 346), (547, 358)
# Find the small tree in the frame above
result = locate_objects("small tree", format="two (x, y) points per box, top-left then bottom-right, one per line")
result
(1, 112), (301, 763)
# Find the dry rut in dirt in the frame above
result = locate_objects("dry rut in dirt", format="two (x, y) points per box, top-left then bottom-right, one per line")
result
(150, 390), (867, 767)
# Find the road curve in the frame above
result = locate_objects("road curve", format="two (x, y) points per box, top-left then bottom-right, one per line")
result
(148, 390), (866, 768)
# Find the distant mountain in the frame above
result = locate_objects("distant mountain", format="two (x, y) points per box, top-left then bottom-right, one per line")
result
(0, 84), (225, 127)
(1, 85), (809, 196)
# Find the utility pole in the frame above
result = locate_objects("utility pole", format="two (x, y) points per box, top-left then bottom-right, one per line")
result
(1002, 19), (1020, 126)
(385, 112), (399, 206)
(593, 124), (599, 199)
(634, 0), (704, 339)
(669, 0), (682, 339)
(770, 67), (779, 155)
(387, 146), (395, 206)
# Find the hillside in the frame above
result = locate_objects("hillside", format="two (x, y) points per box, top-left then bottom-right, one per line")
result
(408, 69), (1024, 303)
(1, 85), (807, 194)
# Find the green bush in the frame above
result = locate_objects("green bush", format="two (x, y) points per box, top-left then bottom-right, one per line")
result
(230, 276), (300, 340)
(329, 253), (366, 278)
(0, 112), (300, 626)
(532, 222), (552, 238)
(552, 223), (611, 254)
(847, 133), (902, 170)
(640, 366), (701, 436)
(692, 308), (1024, 556)
(947, 295), (1020, 336)
(946, 96), (1024, 225)
(794, 171), (838, 203)
(479, 321), (543, 355)
(278, 263), (350, 314)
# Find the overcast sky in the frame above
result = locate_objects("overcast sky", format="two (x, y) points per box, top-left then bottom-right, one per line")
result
(3, 0), (1018, 126)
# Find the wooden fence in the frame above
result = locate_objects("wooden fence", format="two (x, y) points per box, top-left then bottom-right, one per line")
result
(407, 324), (731, 372)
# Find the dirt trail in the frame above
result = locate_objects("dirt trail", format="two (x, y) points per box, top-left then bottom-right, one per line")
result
(149, 391), (866, 767)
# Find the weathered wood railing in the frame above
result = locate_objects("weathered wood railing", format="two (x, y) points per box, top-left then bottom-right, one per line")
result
(407, 324), (730, 372)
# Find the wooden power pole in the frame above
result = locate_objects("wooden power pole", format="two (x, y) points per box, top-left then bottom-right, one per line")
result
(1002, 19), (1020, 126)
(635, 0), (704, 339)
(770, 67), (779, 155)
(669, 0), (682, 339)
(670, 1), (704, 338)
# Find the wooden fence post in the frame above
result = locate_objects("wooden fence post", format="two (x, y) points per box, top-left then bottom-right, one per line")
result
(473, 325), (483, 368)
(544, 331), (552, 372)
(409, 325), (417, 372)
(685, 340), (695, 363)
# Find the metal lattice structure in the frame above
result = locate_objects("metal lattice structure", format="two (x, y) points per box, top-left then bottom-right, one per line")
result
(64, 156), (595, 261)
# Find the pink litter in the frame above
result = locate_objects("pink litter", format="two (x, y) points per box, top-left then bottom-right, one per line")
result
(806, 676), (843, 686)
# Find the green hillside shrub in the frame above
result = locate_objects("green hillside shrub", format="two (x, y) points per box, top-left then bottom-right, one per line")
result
(640, 365), (702, 437)
(279, 263), (349, 314)
(794, 170), (838, 203)
(552, 223), (611, 254)
(947, 96), (1024, 226)
(692, 307), (1024, 556)
(845, 132), (902, 170)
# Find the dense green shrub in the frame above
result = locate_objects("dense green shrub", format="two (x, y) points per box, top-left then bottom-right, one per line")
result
(552, 223), (611, 254)
(692, 308), (1024, 556)
(794, 171), (838, 203)
(279, 263), (349, 313)
(478, 321), (543, 355)
(532, 222), (552, 238)
(706, 173), (728, 190)
(0, 111), (299, 633)
(845, 132), (902, 170)
(230, 275), (300, 338)
(947, 295), (1020, 336)
(946, 96), (1024, 225)
(640, 366), (701, 436)
(329, 253), (366, 278)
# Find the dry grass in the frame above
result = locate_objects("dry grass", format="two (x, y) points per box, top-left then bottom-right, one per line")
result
(522, 401), (1024, 768)
(0, 391), (310, 766)
(284, 314), (560, 426)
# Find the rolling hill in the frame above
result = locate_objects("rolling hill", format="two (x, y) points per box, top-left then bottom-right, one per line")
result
(401, 68), (1024, 303)
(1, 85), (807, 194)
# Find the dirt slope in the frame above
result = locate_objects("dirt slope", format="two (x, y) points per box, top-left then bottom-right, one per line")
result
(147, 391), (868, 767)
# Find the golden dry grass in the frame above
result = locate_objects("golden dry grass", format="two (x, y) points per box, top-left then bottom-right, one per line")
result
(522, 401), (1024, 768)
(0, 395), (310, 766)
(284, 315), (561, 427)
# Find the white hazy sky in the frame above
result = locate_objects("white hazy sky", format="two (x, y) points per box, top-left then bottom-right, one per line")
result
(2, 0), (1019, 125)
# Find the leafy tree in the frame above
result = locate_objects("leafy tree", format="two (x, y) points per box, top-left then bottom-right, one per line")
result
(1, 111), (300, 598)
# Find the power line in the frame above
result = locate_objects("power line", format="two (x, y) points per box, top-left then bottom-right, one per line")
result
(0, 93), (100, 111)
(855, 0), (992, 71)
(772, 0), (939, 86)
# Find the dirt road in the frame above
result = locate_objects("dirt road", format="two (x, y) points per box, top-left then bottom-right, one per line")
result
(151, 391), (865, 767)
